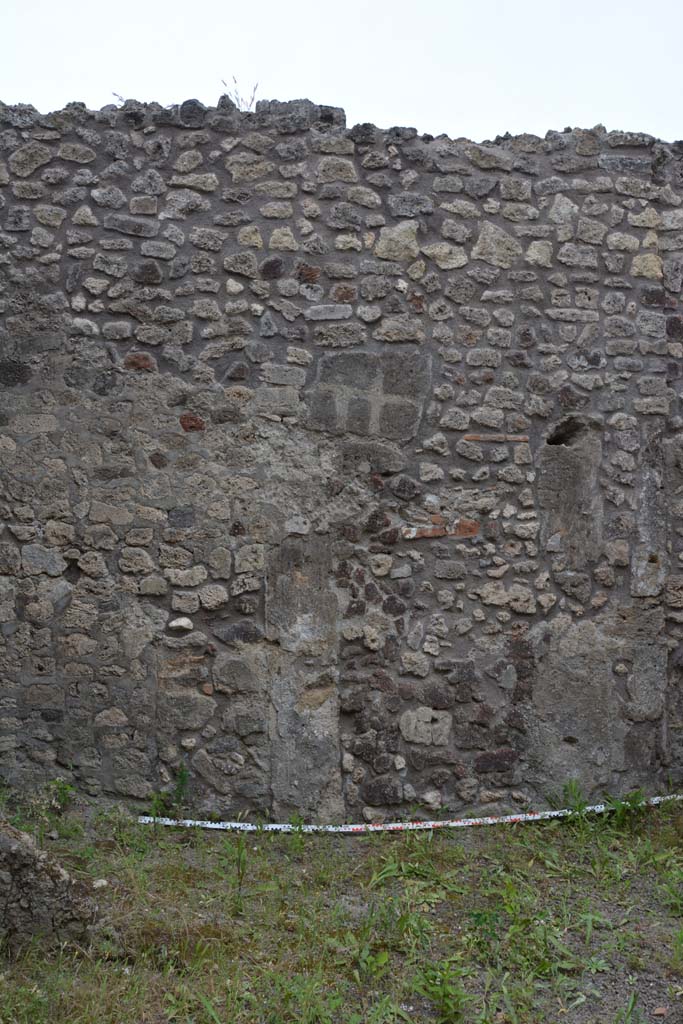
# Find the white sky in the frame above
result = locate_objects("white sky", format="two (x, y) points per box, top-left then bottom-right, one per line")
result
(3, 0), (682, 142)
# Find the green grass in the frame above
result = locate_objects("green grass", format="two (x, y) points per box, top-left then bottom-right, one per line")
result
(1, 792), (683, 1022)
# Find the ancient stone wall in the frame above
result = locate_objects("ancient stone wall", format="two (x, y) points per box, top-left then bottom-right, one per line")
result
(1, 95), (682, 822)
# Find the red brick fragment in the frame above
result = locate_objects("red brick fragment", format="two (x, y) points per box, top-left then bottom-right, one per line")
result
(403, 525), (446, 540)
(451, 518), (479, 538)
(474, 747), (518, 773)
(124, 352), (156, 372)
(179, 411), (205, 432)
(401, 518), (480, 540)
(463, 433), (529, 443)
(297, 263), (320, 283)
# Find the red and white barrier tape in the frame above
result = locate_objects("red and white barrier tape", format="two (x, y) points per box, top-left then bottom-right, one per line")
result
(138, 793), (683, 834)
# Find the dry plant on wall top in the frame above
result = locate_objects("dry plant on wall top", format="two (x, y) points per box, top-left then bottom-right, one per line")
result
(221, 76), (259, 111)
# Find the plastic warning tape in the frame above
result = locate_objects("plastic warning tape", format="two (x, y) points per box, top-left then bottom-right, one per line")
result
(138, 793), (683, 834)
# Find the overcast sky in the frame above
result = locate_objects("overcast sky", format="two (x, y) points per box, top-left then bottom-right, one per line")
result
(3, 0), (681, 142)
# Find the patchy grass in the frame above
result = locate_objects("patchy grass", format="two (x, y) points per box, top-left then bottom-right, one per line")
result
(1, 791), (683, 1022)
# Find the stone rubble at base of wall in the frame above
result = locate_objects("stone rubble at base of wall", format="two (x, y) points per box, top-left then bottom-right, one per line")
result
(1, 95), (682, 823)
(0, 821), (98, 946)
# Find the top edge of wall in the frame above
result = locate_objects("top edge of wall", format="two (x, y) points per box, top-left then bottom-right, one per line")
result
(0, 96), (676, 152)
